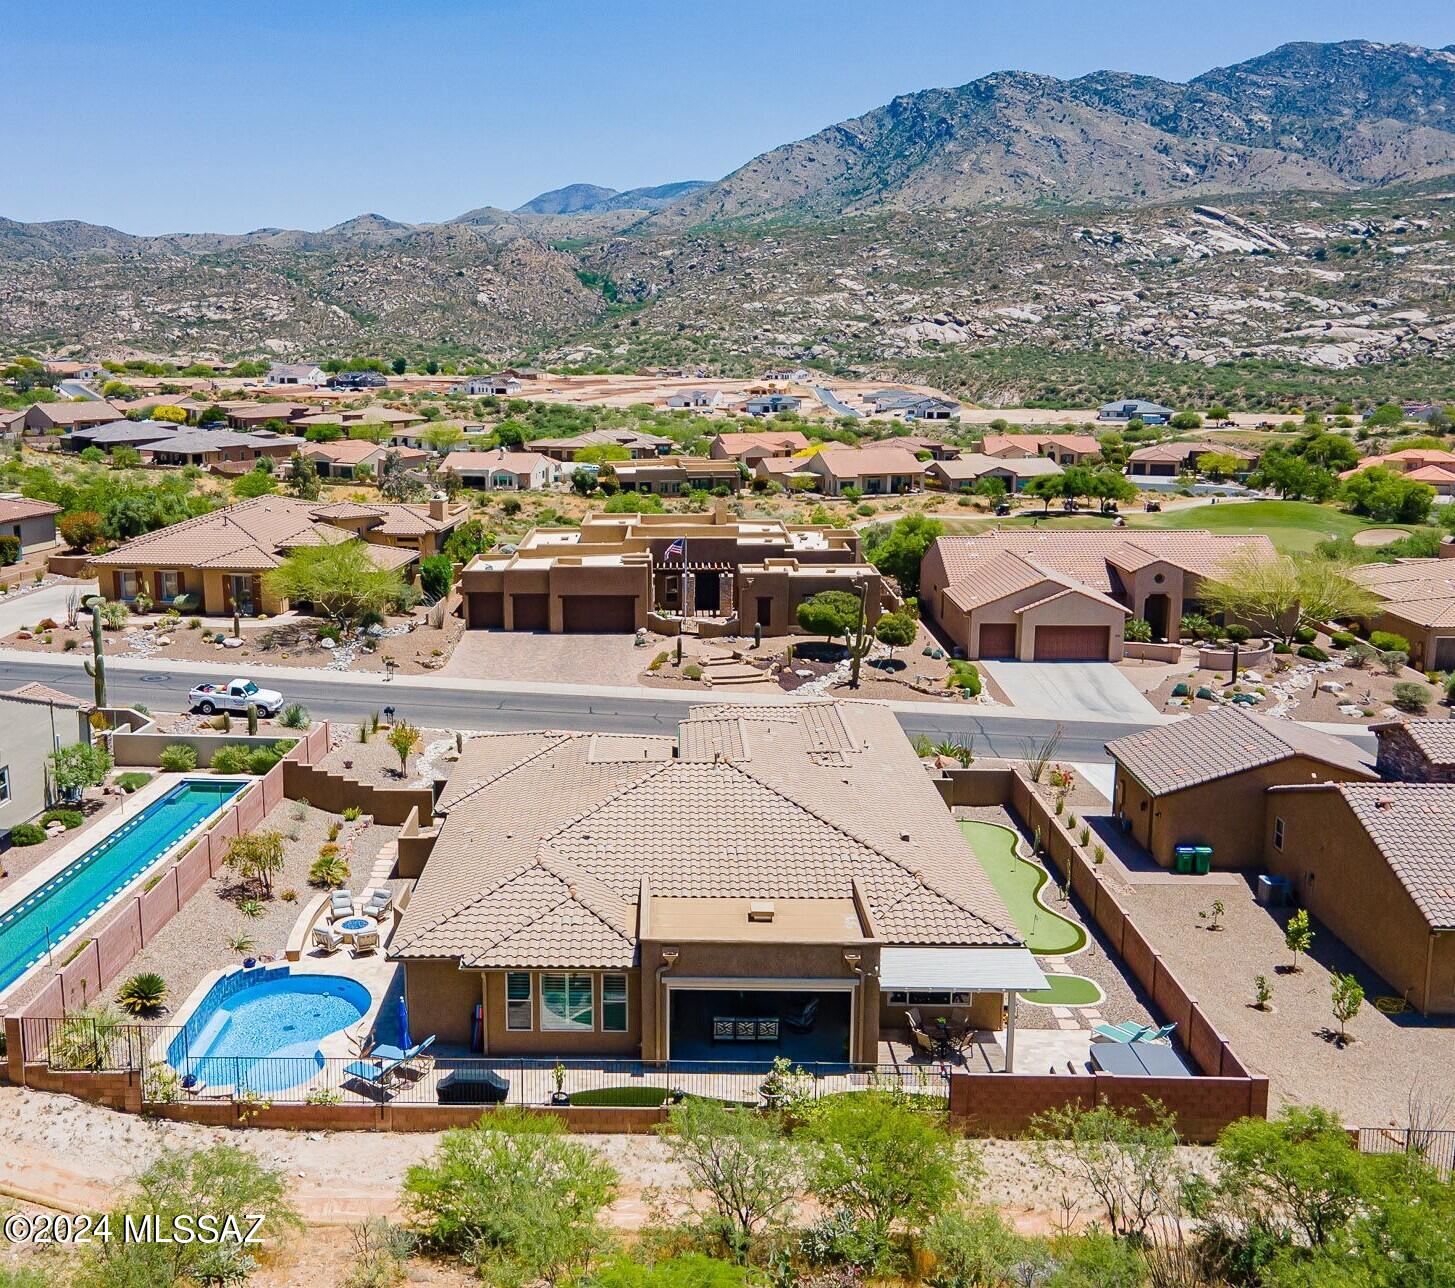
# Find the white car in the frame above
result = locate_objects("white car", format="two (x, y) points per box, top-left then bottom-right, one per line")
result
(188, 678), (284, 717)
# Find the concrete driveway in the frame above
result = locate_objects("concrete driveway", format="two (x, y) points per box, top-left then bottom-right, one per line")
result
(980, 660), (1158, 720)
(0, 579), (95, 637)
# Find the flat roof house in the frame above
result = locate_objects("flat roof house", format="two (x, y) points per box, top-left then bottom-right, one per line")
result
(444, 448), (561, 492)
(981, 434), (1100, 466)
(392, 701), (1044, 1064)
(88, 494), (466, 616)
(708, 431), (810, 463)
(927, 454), (1062, 493)
(265, 363), (326, 387)
(459, 501), (886, 635)
(1105, 707), (1376, 871)
(1352, 552), (1455, 670)
(0, 495), (61, 555)
(1098, 399), (1175, 424)
(804, 446), (927, 496)
(920, 529), (1278, 659)
(21, 400), (123, 435)
(531, 429), (674, 462)
(301, 439), (428, 479)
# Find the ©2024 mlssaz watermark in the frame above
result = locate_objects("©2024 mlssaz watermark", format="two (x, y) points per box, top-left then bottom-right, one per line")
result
(4, 1211), (268, 1246)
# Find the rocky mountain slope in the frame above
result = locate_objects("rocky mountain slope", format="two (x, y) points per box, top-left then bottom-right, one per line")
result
(516, 181), (707, 214)
(655, 41), (1455, 224)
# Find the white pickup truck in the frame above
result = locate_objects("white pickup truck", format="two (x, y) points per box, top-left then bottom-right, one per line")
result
(188, 678), (285, 718)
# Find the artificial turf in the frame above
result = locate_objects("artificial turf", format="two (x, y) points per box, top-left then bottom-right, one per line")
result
(960, 821), (1086, 955)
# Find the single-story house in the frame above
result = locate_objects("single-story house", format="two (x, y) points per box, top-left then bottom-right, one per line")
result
(895, 435), (961, 462)
(293, 406), (427, 431)
(1362, 402), (1446, 424)
(532, 429), (674, 462)
(741, 395), (801, 417)
(920, 529), (1277, 658)
(708, 431), (810, 463)
(980, 434), (1100, 466)
(265, 363), (326, 387)
(0, 495), (61, 555)
(454, 375), (522, 396)
(1097, 399), (1175, 424)
(66, 420), (182, 453)
(388, 420), (491, 452)
(667, 390), (724, 409)
(21, 400), (124, 435)
(443, 449), (560, 491)
(88, 495), (466, 615)
(301, 439), (428, 479)
(610, 457), (743, 495)
(1351, 553), (1455, 669)
(0, 684), (94, 843)
(1127, 441), (1258, 478)
(927, 454), (1062, 493)
(44, 360), (105, 381)
(140, 430), (303, 469)
(225, 403), (319, 430)
(1105, 707), (1377, 870)
(803, 447), (926, 496)
(392, 701), (1045, 1064)
(328, 371), (388, 390)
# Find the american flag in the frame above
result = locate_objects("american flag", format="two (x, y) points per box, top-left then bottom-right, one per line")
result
(664, 537), (685, 560)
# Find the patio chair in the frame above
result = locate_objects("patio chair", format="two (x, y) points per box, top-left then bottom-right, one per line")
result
(365, 1035), (435, 1079)
(1091, 1021), (1153, 1044)
(783, 996), (819, 1033)
(351, 929), (381, 957)
(1137, 1023), (1177, 1044)
(909, 1023), (940, 1059)
(343, 1050), (406, 1092)
(361, 887), (395, 920)
(328, 890), (357, 922)
(311, 923), (344, 955)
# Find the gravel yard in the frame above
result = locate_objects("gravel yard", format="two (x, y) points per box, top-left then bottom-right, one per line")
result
(102, 799), (398, 1019)
(0, 793), (121, 891)
(320, 724), (455, 787)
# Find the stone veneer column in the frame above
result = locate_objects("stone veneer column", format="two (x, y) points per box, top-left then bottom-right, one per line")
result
(720, 570), (735, 617)
(682, 571), (696, 616)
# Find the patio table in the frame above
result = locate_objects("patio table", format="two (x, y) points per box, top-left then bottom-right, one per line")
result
(335, 915), (379, 944)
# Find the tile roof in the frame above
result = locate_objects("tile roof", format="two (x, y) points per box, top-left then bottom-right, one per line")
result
(931, 454), (1062, 482)
(1335, 783), (1455, 928)
(712, 431), (811, 455)
(1373, 720), (1455, 767)
(28, 401), (123, 426)
(444, 449), (553, 474)
(813, 446), (928, 479)
(393, 702), (1021, 967)
(1, 682), (90, 708)
(0, 496), (60, 523)
(1129, 440), (1257, 463)
(1353, 559), (1455, 628)
(981, 434), (1099, 456)
(1106, 707), (1375, 796)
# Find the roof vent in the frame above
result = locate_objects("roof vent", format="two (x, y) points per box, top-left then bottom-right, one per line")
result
(1376, 798), (1394, 810)
(748, 901), (775, 923)
(899, 831), (911, 842)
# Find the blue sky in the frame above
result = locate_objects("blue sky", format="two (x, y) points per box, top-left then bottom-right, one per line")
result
(5, 0), (1452, 233)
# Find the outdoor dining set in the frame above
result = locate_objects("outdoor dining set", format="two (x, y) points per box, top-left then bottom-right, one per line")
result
(311, 886), (395, 957)
(906, 1007), (977, 1060)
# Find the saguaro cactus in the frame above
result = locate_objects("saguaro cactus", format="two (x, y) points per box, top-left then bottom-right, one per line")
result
(83, 600), (106, 708)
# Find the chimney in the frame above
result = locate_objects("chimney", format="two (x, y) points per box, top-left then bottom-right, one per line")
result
(429, 491), (447, 522)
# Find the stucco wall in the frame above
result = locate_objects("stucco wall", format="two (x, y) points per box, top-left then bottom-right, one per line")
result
(481, 969), (642, 1057)
(403, 959), (481, 1047)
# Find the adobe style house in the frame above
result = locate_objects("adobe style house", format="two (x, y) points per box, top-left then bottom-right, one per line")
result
(444, 449), (561, 491)
(1339, 449), (1455, 499)
(708, 431), (810, 463)
(1126, 441), (1258, 478)
(0, 684), (94, 844)
(980, 434), (1099, 466)
(88, 495), (466, 615)
(895, 435), (961, 462)
(0, 495), (61, 555)
(1097, 399), (1174, 424)
(531, 429), (674, 462)
(392, 702), (1046, 1064)
(225, 403), (319, 429)
(1105, 708), (1376, 870)
(1352, 552), (1455, 670)
(21, 400), (123, 435)
(610, 457), (743, 495)
(920, 530), (1276, 660)
(293, 406), (426, 432)
(1263, 781), (1455, 1014)
(265, 363), (326, 387)
(459, 501), (886, 634)
(301, 439), (428, 479)
(804, 446), (926, 496)
(926, 454), (1062, 493)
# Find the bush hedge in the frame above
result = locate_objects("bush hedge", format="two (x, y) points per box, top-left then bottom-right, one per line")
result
(10, 822), (46, 846)
(1370, 630), (1411, 655)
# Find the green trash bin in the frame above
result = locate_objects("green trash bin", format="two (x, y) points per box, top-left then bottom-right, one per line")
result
(1193, 846), (1213, 875)
(1174, 845), (1196, 875)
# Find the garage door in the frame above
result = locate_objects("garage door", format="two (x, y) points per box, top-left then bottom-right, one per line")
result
(466, 591), (503, 629)
(977, 623), (1017, 658)
(562, 595), (636, 633)
(1034, 625), (1111, 661)
(510, 593), (550, 631)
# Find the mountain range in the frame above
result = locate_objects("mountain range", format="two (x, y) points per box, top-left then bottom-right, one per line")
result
(4, 39), (1455, 381)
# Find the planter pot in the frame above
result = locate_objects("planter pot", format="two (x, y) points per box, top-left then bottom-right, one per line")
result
(242, 958), (257, 969)
(550, 1091), (570, 1106)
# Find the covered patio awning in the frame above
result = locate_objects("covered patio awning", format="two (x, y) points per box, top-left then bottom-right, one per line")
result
(880, 947), (1048, 993)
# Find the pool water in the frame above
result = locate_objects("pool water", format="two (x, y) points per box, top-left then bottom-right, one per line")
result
(171, 970), (370, 1094)
(0, 779), (246, 996)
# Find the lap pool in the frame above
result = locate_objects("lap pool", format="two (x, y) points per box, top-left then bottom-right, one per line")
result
(168, 968), (371, 1095)
(0, 778), (247, 996)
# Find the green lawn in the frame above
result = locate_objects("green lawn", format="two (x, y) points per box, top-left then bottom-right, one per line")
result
(960, 821), (1085, 954)
(1018, 974), (1104, 1007)
(940, 500), (1410, 555)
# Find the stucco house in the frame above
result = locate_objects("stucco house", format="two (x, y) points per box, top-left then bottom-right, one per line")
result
(1352, 552), (1455, 670)
(301, 439), (429, 479)
(531, 429), (674, 462)
(920, 530), (1277, 659)
(0, 685), (94, 843)
(265, 363), (326, 387)
(1126, 442), (1258, 478)
(453, 375), (523, 396)
(610, 457), (743, 495)
(445, 449), (561, 491)
(0, 495), (61, 555)
(708, 431), (810, 463)
(391, 701), (1046, 1064)
(21, 401), (123, 435)
(980, 434), (1100, 465)
(1098, 399), (1174, 424)
(926, 454), (1062, 493)
(804, 446), (926, 496)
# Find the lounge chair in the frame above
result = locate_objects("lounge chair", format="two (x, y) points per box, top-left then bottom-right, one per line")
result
(783, 997), (819, 1033)
(352, 929), (381, 956)
(1091, 1022), (1152, 1044)
(312, 923), (344, 955)
(366, 1035), (435, 1076)
(1137, 1023), (1178, 1044)
(343, 1050), (406, 1090)
(328, 890), (356, 922)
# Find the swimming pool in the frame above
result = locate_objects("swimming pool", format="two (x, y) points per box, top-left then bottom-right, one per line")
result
(168, 968), (371, 1094)
(0, 778), (247, 996)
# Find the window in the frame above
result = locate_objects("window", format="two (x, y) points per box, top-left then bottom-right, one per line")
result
(887, 990), (971, 1006)
(541, 973), (594, 1031)
(506, 972), (532, 1030)
(602, 974), (628, 1032)
(159, 571), (180, 601)
(0, 765), (10, 803)
(117, 571), (138, 600)
(1273, 817), (1285, 851)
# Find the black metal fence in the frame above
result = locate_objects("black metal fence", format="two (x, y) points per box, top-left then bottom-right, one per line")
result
(1357, 1126), (1455, 1177)
(19, 1018), (949, 1110)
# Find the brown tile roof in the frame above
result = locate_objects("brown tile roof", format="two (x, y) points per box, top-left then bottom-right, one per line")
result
(1, 682), (91, 709)
(813, 446), (927, 480)
(29, 401), (123, 426)
(712, 431), (810, 456)
(444, 449), (553, 474)
(1128, 441), (1257, 463)
(1335, 783), (1455, 928)
(930, 454), (1062, 483)
(981, 433), (1099, 457)
(1353, 560), (1455, 628)
(1106, 707), (1376, 796)
(0, 496), (60, 523)
(393, 702), (1020, 967)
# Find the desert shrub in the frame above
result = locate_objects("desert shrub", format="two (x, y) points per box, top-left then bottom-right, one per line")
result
(923, 1207), (1048, 1288)
(1379, 649), (1410, 676)
(117, 972), (168, 1016)
(1292, 625), (1318, 645)
(947, 661), (981, 695)
(9, 822), (46, 846)
(1225, 624), (1252, 644)
(40, 808), (85, 830)
(683, 663), (703, 681)
(1297, 644), (1329, 661)
(159, 743), (198, 772)
(1370, 630), (1411, 655)
(309, 854), (350, 888)
(1330, 630), (1357, 648)
(116, 771), (152, 792)
(1393, 681), (1432, 713)
(210, 744), (252, 775)
(246, 744), (288, 774)
(590, 1255), (750, 1288)
(278, 702), (309, 729)
(1123, 618), (1152, 643)
(0, 535), (19, 566)
(342, 805), (362, 821)
(1272, 642), (1292, 655)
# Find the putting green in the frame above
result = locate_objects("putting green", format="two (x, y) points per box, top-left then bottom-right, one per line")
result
(960, 821), (1086, 955)
(1018, 974), (1104, 1007)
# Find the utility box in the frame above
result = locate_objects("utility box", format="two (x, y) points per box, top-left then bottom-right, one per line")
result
(1257, 874), (1292, 906)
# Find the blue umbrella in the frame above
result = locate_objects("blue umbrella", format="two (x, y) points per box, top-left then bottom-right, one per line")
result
(397, 994), (413, 1052)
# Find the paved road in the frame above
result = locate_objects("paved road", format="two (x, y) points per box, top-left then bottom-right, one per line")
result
(811, 386), (863, 418)
(0, 653), (1157, 762)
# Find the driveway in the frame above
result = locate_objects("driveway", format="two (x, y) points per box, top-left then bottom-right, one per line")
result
(0, 579), (95, 638)
(980, 660), (1159, 720)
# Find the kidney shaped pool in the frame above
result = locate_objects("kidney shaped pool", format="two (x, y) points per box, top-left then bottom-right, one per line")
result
(168, 968), (370, 1095)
